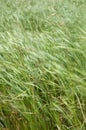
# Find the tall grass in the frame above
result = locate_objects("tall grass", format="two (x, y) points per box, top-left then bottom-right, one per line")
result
(0, 0), (86, 130)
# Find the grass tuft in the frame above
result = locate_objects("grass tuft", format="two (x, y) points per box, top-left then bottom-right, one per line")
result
(0, 0), (86, 130)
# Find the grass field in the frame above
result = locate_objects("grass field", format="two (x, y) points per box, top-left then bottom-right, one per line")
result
(0, 0), (86, 130)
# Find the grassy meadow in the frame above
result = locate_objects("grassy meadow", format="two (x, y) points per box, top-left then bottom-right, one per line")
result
(0, 0), (86, 130)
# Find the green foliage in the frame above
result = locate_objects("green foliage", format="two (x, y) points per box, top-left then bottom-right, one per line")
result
(0, 0), (86, 130)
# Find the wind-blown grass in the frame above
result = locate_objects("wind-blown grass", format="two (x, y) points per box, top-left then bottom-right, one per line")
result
(0, 0), (86, 130)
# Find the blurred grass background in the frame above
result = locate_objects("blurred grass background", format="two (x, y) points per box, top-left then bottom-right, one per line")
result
(0, 0), (86, 130)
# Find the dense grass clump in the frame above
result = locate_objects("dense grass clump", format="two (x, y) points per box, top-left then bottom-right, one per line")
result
(0, 0), (86, 130)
